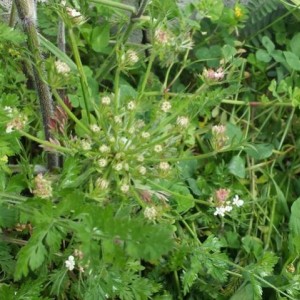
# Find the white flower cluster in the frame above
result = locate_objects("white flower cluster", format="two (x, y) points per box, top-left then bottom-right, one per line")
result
(203, 67), (225, 81)
(144, 206), (157, 221)
(65, 255), (75, 271)
(5, 110), (27, 134)
(55, 60), (70, 74)
(214, 194), (244, 217)
(126, 50), (139, 65)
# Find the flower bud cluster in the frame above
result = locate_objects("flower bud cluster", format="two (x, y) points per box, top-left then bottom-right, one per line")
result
(211, 125), (229, 150)
(33, 174), (53, 199)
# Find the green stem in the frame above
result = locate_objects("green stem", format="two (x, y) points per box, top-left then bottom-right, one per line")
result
(264, 196), (276, 250)
(90, 0), (136, 13)
(114, 67), (121, 111)
(133, 0), (150, 19)
(95, 0), (150, 82)
(173, 271), (183, 300)
(143, 92), (295, 107)
(19, 130), (73, 154)
(164, 47), (191, 91)
(53, 90), (91, 135)
(139, 50), (156, 97)
(68, 28), (91, 122)
(181, 218), (199, 241)
(0, 192), (27, 202)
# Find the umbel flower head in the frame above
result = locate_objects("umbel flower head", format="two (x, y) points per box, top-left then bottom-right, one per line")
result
(50, 92), (192, 207)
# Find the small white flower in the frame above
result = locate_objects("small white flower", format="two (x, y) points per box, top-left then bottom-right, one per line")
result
(99, 144), (110, 153)
(176, 116), (189, 128)
(6, 124), (14, 133)
(138, 166), (147, 175)
(136, 120), (145, 128)
(120, 137), (128, 144)
(81, 139), (91, 150)
(55, 60), (70, 74)
(159, 161), (170, 171)
(126, 50), (139, 65)
(212, 125), (226, 135)
(114, 116), (122, 124)
(161, 101), (172, 112)
(101, 96), (111, 105)
(214, 67), (225, 80)
(141, 132), (150, 139)
(5, 115), (28, 133)
(155, 28), (171, 45)
(115, 152), (124, 159)
(224, 205), (233, 212)
(65, 255), (75, 271)
(98, 158), (108, 168)
(154, 144), (163, 153)
(214, 206), (226, 217)
(127, 101), (136, 111)
(232, 195), (244, 207)
(114, 162), (123, 171)
(66, 7), (82, 18)
(96, 178), (109, 190)
(144, 206), (157, 221)
(137, 155), (144, 162)
(120, 184), (130, 193)
(124, 163), (129, 171)
(4, 106), (13, 114)
(90, 124), (100, 133)
(128, 127), (135, 134)
(109, 136), (116, 143)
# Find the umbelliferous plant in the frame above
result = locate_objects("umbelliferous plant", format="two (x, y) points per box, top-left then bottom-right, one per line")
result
(1, 0), (300, 299)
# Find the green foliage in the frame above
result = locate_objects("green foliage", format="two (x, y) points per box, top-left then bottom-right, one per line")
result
(1, 0), (300, 299)
(241, 0), (284, 38)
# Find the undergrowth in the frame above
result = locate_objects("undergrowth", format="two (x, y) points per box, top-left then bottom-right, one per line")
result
(1, 0), (300, 299)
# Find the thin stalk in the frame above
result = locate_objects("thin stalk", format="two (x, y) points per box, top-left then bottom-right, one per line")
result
(96, 0), (150, 81)
(114, 67), (121, 111)
(9, 1), (17, 27)
(264, 196), (276, 250)
(68, 28), (91, 122)
(0, 192), (28, 201)
(0, 235), (27, 246)
(57, 20), (66, 54)
(139, 50), (156, 97)
(173, 271), (183, 300)
(164, 47), (191, 91)
(19, 130), (73, 154)
(181, 218), (199, 241)
(89, 0), (136, 13)
(133, 0), (150, 19)
(15, 0), (59, 170)
(143, 92), (295, 107)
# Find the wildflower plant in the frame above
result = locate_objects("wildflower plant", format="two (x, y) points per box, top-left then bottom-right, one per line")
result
(1, 0), (300, 300)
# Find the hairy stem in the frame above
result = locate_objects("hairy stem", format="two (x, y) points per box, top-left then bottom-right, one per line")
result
(15, 0), (59, 170)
